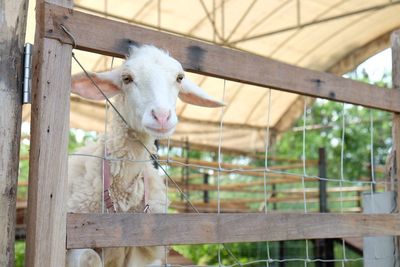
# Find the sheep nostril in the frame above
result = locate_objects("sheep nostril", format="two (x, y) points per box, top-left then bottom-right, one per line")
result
(151, 109), (171, 125)
(151, 110), (158, 120)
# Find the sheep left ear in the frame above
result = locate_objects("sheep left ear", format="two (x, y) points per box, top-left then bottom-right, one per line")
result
(179, 78), (225, 107)
(71, 69), (121, 100)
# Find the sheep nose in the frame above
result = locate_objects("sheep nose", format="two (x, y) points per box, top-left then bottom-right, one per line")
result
(151, 109), (171, 127)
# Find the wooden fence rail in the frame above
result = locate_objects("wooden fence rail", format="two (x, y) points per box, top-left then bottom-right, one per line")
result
(67, 213), (400, 248)
(42, 2), (400, 112)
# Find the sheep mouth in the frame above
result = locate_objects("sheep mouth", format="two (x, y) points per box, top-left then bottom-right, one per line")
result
(145, 126), (175, 136)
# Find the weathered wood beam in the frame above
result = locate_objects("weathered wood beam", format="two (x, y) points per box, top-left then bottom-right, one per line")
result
(391, 29), (400, 263)
(25, 0), (73, 266)
(67, 213), (400, 248)
(0, 0), (29, 266)
(42, 3), (400, 112)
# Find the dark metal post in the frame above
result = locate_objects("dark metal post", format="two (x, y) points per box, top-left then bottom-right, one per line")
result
(315, 148), (334, 266)
(203, 173), (209, 203)
(184, 138), (190, 211)
(272, 184), (277, 211)
(319, 148), (327, 213)
(271, 183), (285, 267)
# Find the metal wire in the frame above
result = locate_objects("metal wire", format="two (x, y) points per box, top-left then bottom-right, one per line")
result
(263, 89), (272, 267)
(301, 98), (309, 266)
(72, 52), (244, 266)
(65, 27), (388, 266)
(339, 103), (347, 266)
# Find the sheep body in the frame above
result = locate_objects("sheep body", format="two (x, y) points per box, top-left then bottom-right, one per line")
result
(67, 109), (167, 215)
(67, 97), (166, 267)
(66, 45), (223, 267)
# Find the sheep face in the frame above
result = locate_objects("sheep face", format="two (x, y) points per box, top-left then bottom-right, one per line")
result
(121, 46), (183, 138)
(71, 45), (223, 139)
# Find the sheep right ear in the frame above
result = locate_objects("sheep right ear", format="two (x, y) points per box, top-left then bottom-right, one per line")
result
(179, 78), (225, 107)
(71, 69), (121, 100)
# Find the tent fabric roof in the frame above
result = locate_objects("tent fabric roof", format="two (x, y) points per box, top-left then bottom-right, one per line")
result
(24, 0), (400, 152)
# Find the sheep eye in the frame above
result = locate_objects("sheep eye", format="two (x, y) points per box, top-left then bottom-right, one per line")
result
(122, 74), (133, 84)
(176, 74), (184, 83)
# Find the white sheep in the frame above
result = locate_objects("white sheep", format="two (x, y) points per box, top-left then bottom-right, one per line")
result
(66, 45), (223, 267)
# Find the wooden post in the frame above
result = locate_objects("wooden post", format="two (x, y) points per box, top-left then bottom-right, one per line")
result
(0, 1), (29, 266)
(25, 0), (73, 266)
(391, 29), (400, 266)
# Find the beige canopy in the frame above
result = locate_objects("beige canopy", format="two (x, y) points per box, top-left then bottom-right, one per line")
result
(24, 0), (400, 152)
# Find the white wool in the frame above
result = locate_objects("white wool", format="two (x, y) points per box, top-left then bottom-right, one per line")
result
(67, 96), (168, 266)
(66, 45), (223, 267)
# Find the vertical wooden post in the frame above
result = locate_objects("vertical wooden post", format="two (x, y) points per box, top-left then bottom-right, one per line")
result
(391, 29), (400, 266)
(0, 1), (29, 266)
(25, 0), (73, 266)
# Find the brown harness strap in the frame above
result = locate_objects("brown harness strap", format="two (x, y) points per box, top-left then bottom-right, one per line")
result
(103, 150), (116, 213)
(103, 149), (150, 213)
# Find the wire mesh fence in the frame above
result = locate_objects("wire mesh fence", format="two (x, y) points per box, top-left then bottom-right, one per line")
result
(61, 50), (394, 266)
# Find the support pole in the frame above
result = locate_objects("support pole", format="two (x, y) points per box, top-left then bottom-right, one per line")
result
(272, 183), (285, 267)
(318, 148), (327, 214)
(315, 148), (334, 267)
(25, 0), (73, 266)
(392, 29), (400, 266)
(0, 1), (29, 266)
(203, 173), (209, 203)
(363, 192), (396, 266)
(185, 138), (190, 209)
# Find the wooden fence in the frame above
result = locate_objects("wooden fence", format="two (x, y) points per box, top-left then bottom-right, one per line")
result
(15, 0), (400, 266)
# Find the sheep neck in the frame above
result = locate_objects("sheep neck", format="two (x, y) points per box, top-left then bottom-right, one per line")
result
(106, 95), (156, 162)
(104, 109), (155, 211)
(107, 118), (155, 161)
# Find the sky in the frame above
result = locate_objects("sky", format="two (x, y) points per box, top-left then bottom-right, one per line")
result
(347, 48), (392, 84)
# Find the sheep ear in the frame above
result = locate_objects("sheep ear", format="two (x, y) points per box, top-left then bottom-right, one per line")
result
(179, 78), (225, 107)
(71, 69), (121, 100)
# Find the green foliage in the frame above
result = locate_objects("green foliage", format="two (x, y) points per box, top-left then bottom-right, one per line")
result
(273, 99), (392, 180)
(68, 129), (98, 152)
(15, 241), (25, 267)
(174, 241), (363, 266)
(273, 68), (392, 181)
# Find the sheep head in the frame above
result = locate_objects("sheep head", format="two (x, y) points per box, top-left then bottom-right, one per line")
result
(71, 45), (224, 139)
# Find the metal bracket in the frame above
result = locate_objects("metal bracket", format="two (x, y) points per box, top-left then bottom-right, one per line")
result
(22, 43), (33, 104)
